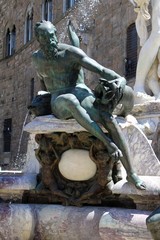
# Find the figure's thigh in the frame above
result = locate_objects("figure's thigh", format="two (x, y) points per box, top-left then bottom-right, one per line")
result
(80, 95), (100, 122)
(51, 93), (80, 119)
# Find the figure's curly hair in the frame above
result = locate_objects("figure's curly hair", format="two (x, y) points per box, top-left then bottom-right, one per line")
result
(34, 20), (57, 39)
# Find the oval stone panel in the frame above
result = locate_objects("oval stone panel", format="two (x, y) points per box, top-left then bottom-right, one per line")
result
(58, 149), (97, 181)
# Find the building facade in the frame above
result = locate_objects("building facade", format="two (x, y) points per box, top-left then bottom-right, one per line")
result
(0, 0), (139, 168)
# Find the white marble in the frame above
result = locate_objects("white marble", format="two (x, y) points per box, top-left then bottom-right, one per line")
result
(59, 149), (97, 181)
(23, 134), (40, 174)
(120, 122), (160, 176)
(24, 115), (86, 133)
(130, 0), (160, 100)
(134, 92), (156, 105)
(0, 204), (152, 240)
(112, 176), (160, 196)
(131, 101), (160, 138)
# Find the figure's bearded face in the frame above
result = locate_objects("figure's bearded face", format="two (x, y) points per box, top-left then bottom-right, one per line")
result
(38, 27), (58, 50)
(35, 21), (58, 51)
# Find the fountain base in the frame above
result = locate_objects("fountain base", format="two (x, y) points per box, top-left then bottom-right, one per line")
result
(0, 203), (153, 240)
(0, 172), (159, 239)
(0, 115), (157, 239)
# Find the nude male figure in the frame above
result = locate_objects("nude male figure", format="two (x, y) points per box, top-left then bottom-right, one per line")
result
(32, 20), (145, 190)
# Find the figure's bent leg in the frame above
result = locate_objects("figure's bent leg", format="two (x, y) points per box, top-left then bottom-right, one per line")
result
(118, 85), (134, 117)
(51, 94), (121, 158)
(101, 113), (146, 190)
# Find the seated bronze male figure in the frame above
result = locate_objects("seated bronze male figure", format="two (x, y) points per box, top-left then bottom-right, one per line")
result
(32, 20), (146, 190)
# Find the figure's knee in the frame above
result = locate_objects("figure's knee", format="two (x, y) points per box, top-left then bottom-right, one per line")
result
(146, 207), (160, 225)
(146, 207), (160, 240)
(51, 94), (80, 118)
(118, 86), (134, 116)
(58, 95), (80, 111)
(53, 94), (79, 107)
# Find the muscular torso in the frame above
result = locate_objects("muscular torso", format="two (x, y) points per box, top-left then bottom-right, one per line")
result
(33, 43), (84, 93)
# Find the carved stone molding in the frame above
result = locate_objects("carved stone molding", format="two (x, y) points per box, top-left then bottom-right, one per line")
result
(34, 131), (121, 206)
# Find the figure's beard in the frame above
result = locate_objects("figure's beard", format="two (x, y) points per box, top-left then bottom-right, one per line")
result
(41, 41), (58, 60)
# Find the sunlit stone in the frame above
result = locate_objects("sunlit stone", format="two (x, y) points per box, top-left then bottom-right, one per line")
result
(58, 149), (97, 181)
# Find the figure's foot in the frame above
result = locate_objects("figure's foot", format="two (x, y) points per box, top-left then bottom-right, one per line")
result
(127, 173), (146, 190)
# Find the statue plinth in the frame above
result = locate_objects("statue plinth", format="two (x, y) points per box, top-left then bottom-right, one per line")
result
(24, 115), (160, 206)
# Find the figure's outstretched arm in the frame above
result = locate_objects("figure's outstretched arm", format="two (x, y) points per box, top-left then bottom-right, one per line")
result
(68, 21), (85, 82)
(68, 20), (80, 48)
(72, 47), (126, 89)
(82, 54), (121, 80)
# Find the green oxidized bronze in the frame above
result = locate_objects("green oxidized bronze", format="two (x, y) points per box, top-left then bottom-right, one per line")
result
(31, 20), (146, 197)
(146, 207), (160, 240)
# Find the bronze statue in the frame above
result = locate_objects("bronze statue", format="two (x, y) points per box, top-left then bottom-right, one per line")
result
(146, 207), (160, 240)
(32, 20), (146, 190)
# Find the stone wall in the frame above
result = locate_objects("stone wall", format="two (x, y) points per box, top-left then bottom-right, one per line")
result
(0, 0), (138, 168)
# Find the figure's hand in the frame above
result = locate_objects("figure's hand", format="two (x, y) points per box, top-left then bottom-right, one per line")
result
(99, 77), (125, 93)
(110, 149), (123, 161)
(110, 77), (126, 100)
(99, 78), (117, 88)
(107, 143), (123, 161)
(96, 77), (126, 107)
(67, 19), (72, 27)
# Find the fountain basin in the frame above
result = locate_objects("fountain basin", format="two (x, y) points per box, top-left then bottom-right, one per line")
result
(0, 204), (152, 240)
(0, 173), (159, 239)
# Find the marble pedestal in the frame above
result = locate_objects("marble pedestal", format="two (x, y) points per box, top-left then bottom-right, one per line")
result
(131, 101), (160, 139)
(24, 115), (160, 177)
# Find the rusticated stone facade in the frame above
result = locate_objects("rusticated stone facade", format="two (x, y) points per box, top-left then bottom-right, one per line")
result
(0, 0), (138, 168)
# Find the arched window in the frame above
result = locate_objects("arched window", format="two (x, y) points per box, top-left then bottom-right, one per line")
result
(63, 0), (76, 13)
(6, 28), (11, 56)
(11, 25), (16, 54)
(42, 0), (53, 21)
(30, 78), (35, 101)
(6, 25), (16, 56)
(25, 10), (33, 43)
(125, 23), (138, 79)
